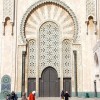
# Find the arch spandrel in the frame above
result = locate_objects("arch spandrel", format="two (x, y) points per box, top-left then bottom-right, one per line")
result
(20, 0), (78, 43)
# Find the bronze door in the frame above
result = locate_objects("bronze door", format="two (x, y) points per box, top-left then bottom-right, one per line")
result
(28, 78), (36, 96)
(63, 78), (71, 96)
(39, 67), (60, 97)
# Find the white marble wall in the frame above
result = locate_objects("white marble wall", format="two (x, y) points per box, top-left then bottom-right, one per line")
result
(0, 0), (99, 95)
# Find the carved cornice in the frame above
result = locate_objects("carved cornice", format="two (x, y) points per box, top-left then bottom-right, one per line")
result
(20, 0), (78, 43)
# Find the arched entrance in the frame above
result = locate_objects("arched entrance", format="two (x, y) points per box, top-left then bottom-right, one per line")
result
(20, 0), (78, 96)
(39, 67), (60, 97)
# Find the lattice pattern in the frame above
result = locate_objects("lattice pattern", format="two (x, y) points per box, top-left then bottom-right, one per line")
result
(1, 75), (11, 97)
(28, 40), (36, 77)
(39, 21), (60, 76)
(63, 40), (71, 77)
(86, 0), (95, 18)
(3, 0), (14, 22)
(21, 0), (78, 43)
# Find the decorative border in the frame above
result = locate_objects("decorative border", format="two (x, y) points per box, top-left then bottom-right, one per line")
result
(20, 0), (78, 43)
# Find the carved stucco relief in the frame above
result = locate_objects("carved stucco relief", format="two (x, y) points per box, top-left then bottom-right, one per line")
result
(86, 0), (96, 19)
(3, 0), (14, 22)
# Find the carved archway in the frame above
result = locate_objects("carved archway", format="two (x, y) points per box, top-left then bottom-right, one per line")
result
(20, 0), (78, 43)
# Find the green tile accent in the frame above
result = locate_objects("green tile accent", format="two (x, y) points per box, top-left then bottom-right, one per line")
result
(72, 92), (100, 98)
(0, 93), (5, 99)
(16, 92), (22, 98)
(0, 92), (22, 99)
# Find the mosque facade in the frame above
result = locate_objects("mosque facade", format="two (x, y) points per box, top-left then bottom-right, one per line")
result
(0, 0), (100, 98)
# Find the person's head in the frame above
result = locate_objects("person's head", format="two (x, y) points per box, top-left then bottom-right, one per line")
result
(66, 91), (68, 93)
(32, 91), (36, 95)
(11, 91), (15, 96)
(22, 92), (26, 96)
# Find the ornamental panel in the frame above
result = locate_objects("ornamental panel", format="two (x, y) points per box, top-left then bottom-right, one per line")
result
(86, 0), (95, 19)
(3, 0), (14, 22)
(39, 21), (60, 77)
(28, 40), (36, 78)
(1, 75), (11, 98)
(63, 40), (71, 77)
(21, 0), (78, 43)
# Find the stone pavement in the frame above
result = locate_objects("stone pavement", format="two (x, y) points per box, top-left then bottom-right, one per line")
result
(17, 97), (100, 100)
(0, 97), (100, 100)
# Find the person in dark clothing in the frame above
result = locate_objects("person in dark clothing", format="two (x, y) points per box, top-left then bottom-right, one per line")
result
(64, 91), (70, 100)
(10, 91), (18, 100)
(61, 90), (65, 100)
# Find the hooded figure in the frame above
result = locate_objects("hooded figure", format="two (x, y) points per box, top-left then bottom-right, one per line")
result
(21, 92), (28, 100)
(10, 91), (18, 100)
(64, 91), (70, 100)
(29, 91), (36, 100)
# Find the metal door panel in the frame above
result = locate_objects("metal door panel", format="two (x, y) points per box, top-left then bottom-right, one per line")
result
(44, 82), (49, 97)
(63, 78), (71, 96)
(28, 78), (36, 96)
(39, 67), (60, 97)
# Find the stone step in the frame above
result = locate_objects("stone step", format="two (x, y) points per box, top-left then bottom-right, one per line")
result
(18, 97), (99, 100)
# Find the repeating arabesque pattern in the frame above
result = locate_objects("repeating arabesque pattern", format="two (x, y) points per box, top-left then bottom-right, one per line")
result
(28, 40), (36, 77)
(39, 21), (60, 76)
(20, 0), (78, 43)
(63, 40), (71, 77)
(3, 0), (14, 22)
(86, 0), (95, 18)
(20, 0), (79, 78)
(1, 75), (11, 97)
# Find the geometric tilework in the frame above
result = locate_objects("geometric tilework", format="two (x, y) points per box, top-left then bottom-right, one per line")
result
(86, 0), (95, 19)
(3, 0), (14, 22)
(21, 0), (78, 43)
(1, 75), (11, 97)
(39, 21), (60, 76)
(63, 40), (71, 77)
(28, 40), (36, 78)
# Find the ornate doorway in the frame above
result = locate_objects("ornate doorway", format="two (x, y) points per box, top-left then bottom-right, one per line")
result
(39, 67), (60, 97)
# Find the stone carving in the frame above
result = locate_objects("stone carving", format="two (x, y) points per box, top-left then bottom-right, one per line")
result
(86, 0), (95, 19)
(28, 40), (36, 78)
(20, 0), (78, 43)
(1, 75), (11, 98)
(39, 21), (60, 77)
(3, 0), (14, 35)
(3, 0), (14, 22)
(63, 40), (71, 77)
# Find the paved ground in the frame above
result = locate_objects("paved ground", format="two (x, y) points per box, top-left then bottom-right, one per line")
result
(0, 97), (100, 100)
(17, 97), (100, 100)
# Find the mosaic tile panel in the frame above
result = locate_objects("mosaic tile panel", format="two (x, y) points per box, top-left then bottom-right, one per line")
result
(63, 40), (71, 77)
(28, 40), (36, 78)
(1, 75), (11, 97)
(86, 0), (95, 18)
(3, 0), (14, 22)
(39, 21), (60, 76)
